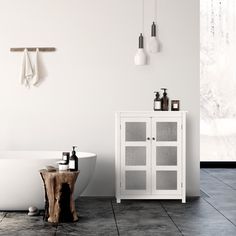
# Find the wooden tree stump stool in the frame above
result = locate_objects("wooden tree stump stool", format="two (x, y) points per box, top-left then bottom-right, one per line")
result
(39, 170), (79, 223)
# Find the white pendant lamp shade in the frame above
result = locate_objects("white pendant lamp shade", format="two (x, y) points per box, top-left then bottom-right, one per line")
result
(148, 22), (159, 53)
(134, 33), (147, 65)
(134, 0), (147, 66)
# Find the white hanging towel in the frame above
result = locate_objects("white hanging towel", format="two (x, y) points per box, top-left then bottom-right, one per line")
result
(33, 48), (40, 85)
(20, 48), (34, 87)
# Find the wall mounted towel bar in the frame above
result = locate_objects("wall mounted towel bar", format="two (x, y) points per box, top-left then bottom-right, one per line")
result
(10, 47), (56, 52)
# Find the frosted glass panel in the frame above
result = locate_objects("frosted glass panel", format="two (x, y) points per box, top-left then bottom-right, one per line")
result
(156, 171), (177, 190)
(156, 147), (177, 166)
(125, 147), (146, 166)
(201, 0), (236, 161)
(156, 122), (177, 141)
(125, 171), (146, 190)
(126, 122), (146, 141)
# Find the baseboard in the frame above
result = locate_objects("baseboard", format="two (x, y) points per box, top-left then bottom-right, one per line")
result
(200, 162), (236, 168)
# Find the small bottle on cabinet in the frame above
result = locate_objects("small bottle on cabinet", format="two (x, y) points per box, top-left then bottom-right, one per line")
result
(153, 91), (161, 111)
(69, 146), (78, 171)
(161, 88), (169, 111)
(62, 152), (70, 164)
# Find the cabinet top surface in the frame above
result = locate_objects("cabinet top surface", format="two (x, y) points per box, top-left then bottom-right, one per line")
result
(116, 111), (187, 117)
(116, 111), (187, 113)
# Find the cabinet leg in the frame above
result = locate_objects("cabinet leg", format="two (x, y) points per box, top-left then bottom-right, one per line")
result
(116, 198), (121, 204)
(182, 197), (186, 203)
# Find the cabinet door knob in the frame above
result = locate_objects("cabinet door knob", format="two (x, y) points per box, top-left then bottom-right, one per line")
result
(147, 137), (150, 140)
(152, 137), (155, 140)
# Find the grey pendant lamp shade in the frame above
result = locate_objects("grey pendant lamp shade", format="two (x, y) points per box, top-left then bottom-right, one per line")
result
(134, 0), (147, 65)
(151, 22), (156, 37)
(139, 33), (144, 48)
(148, 0), (160, 53)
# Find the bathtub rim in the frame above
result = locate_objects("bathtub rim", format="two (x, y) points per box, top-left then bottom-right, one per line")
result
(0, 151), (97, 159)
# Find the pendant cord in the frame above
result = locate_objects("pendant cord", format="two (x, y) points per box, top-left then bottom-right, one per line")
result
(154, 0), (157, 22)
(142, 0), (144, 33)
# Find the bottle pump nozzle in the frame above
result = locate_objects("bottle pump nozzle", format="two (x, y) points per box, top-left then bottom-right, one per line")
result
(72, 146), (77, 155)
(161, 88), (167, 96)
(154, 91), (160, 98)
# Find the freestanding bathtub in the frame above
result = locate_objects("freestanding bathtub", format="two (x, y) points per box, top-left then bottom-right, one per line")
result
(0, 151), (96, 211)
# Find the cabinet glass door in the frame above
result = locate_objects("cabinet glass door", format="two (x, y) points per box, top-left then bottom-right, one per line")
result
(121, 118), (151, 195)
(151, 117), (181, 195)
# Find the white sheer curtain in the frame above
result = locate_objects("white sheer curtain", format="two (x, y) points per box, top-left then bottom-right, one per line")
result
(200, 0), (236, 161)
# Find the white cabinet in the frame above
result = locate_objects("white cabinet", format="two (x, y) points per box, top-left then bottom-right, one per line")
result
(115, 111), (186, 203)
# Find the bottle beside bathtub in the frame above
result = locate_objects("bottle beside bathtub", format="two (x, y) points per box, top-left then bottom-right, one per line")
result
(58, 146), (78, 171)
(57, 152), (70, 171)
(69, 146), (78, 171)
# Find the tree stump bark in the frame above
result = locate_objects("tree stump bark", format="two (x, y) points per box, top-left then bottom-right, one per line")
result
(39, 170), (79, 223)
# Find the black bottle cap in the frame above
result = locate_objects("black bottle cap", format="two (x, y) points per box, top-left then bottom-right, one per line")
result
(72, 146), (77, 155)
(161, 88), (167, 96)
(154, 91), (160, 98)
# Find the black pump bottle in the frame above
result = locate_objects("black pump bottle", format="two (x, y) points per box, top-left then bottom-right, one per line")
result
(161, 88), (169, 111)
(69, 146), (78, 171)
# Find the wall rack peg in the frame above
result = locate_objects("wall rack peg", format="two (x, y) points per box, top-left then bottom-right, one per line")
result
(10, 47), (56, 52)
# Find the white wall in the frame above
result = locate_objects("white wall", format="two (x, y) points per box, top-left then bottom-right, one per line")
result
(0, 0), (199, 196)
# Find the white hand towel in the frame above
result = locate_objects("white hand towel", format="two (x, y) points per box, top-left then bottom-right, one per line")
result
(20, 49), (34, 87)
(33, 48), (40, 85)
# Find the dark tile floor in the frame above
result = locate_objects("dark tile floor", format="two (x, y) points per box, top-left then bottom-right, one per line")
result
(1, 169), (236, 235)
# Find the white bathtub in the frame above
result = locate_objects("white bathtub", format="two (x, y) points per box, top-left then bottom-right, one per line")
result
(0, 151), (96, 211)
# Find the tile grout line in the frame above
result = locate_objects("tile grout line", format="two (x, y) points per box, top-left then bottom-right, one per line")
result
(0, 212), (7, 223)
(200, 189), (211, 198)
(202, 169), (236, 227)
(202, 169), (236, 226)
(201, 169), (209, 174)
(54, 222), (59, 236)
(204, 170), (236, 191)
(202, 197), (236, 228)
(160, 202), (184, 236)
(39, 210), (58, 235)
(200, 169), (214, 198)
(110, 200), (120, 236)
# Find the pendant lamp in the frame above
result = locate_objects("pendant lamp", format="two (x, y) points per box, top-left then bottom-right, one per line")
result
(148, 0), (160, 53)
(134, 33), (147, 65)
(134, 0), (147, 65)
